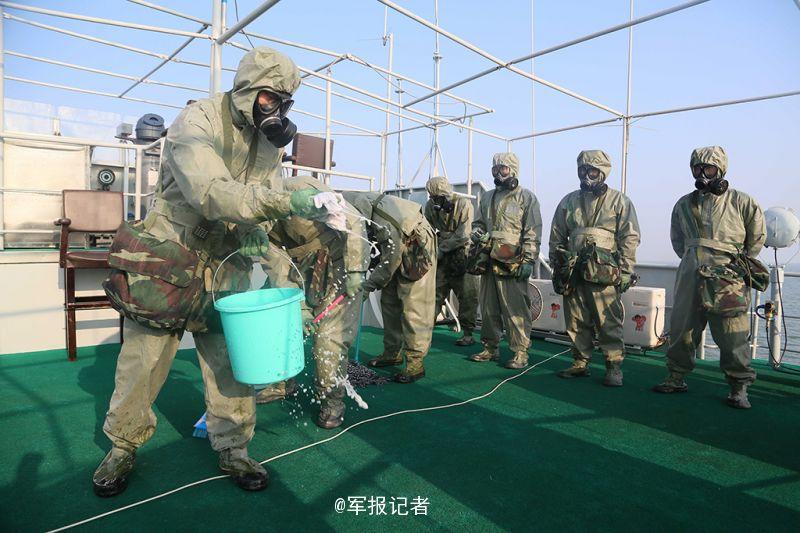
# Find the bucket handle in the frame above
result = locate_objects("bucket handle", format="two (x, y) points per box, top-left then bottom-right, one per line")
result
(211, 248), (307, 306)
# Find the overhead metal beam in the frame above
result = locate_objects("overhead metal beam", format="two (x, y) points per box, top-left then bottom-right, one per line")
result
(385, 109), (492, 137)
(119, 23), (209, 97)
(216, 0), (283, 44)
(392, 0), (710, 113)
(6, 76), (184, 109)
(378, 0), (623, 117)
(6, 51), (205, 93)
(510, 118), (620, 141)
(126, 0), (207, 25)
(629, 90), (800, 119)
(0, 1), (210, 38)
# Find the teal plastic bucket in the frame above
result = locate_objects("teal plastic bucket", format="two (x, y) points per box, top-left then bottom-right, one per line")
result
(214, 287), (305, 385)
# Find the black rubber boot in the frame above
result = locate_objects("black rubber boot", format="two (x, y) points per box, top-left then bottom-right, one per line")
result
(92, 447), (136, 497)
(316, 398), (345, 430)
(652, 372), (689, 393)
(726, 383), (751, 409)
(455, 332), (476, 347)
(219, 447), (268, 491)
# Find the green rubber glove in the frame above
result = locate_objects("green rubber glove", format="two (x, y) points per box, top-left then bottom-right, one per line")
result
(618, 272), (638, 293)
(518, 262), (534, 280)
(238, 226), (271, 258)
(289, 188), (327, 220)
(345, 272), (365, 297)
(301, 308), (318, 337)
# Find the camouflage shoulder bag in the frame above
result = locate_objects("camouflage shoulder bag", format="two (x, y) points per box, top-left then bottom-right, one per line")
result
(103, 220), (206, 330)
(698, 264), (750, 317)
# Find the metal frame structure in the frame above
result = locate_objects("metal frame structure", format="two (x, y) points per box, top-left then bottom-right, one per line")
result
(0, 1), (799, 361)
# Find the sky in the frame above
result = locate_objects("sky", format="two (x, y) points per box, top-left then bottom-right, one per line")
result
(4, 0), (800, 263)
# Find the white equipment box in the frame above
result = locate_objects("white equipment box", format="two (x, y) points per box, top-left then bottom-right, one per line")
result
(529, 280), (666, 348)
(621, 286), (666, 348)
(529, 279), (567, 334)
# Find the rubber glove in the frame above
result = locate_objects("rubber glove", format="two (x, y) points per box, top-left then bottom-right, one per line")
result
(518, 262), (534, 280)
(345, 272), (365, 297)
(289, 188), (327, 220)
(618, 272), (638, 293)
(238, 226), (271, 258)
(302, 308), (318, 337)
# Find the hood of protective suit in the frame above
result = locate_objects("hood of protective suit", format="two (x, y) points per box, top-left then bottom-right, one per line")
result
(231, 47), (301, 128)
(577, 150), (612, 178)
(690, 145), (728, 178)
(425, 176), (453, 198)
(341, 191), (376, 220)
(492, 153), (520, 178)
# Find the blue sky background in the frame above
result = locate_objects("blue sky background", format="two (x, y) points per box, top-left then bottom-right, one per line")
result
(4, 0), (800, 263)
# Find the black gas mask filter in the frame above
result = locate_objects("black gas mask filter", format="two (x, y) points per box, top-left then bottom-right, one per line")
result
(431, 195), (455, 213)
(254, 93), (297, 148)
(692, 164), (728, 195)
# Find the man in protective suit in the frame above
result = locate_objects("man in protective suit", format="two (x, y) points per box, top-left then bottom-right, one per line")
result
(469, 153), (542, 369)
(549, 150), (640, 386)
(653, 146), (765, 409)
(94, 47), (329, 496)
(257, 175), (369, 430)
(342, 191), (437, 383)
(424, 176), (479, 346)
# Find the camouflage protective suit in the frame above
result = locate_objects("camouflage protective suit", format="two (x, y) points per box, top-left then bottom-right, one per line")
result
(664, 146), (765, 386)
(103, 48), (301, 454)
(549, 150), (640, 369)
(260, 176), (369, 415)
(473, 153), (542, 362)
(342, 191), (437, 377)
(424, 176), (478, 339)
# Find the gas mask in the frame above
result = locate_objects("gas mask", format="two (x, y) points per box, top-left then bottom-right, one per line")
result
(692, 164), (728, 195)
(492, 165), (518, 190)
(253, 92), (297, 148)
(431, 195), (454, 213)
(578, 165), (608, 196)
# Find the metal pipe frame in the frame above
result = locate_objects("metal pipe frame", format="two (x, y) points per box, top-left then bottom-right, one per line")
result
(216, 0), (283, 44)
(510, 118), (620, 141)
(5, 76), (184, 109)
(384, 109), (492, 137)
(6, 51), (205, 93)
(0, 1), (210, 39)
(282, 163), (374, 184)
(126, 0), (207, 25)
(378, 0), (623, 117)
(291, 108), (381, 136)
(397, 0), (711, 111)
(630, 90), (800, 119)
(620, 0), (635, 194)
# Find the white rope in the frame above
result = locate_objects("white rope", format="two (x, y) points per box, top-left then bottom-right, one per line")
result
(46, 348), (570, 532)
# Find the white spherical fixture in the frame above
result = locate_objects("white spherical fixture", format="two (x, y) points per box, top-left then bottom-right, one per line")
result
(764, 207), (800, 249)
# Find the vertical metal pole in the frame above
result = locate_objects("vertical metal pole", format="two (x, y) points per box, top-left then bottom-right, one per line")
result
(620, 0), (634, 194)
(432, 0), (441, 175)
(506, 140), (513, 152)
(379, 135), (387, 191)
(324, 67), (332, 184)
(698, 329), (706, 360)
(0, 7), (5, 250)
(750, 290), (760, 360)
(466, 117), (473, 196)
(530, 0), (536, 194)
(121, 143), (130, 220)
(769, 265), (785, 365)
(396, 78), (404, 188)
(134, 147), (143, 219)
(209, 0), (223, 95)
(382, 33), (393, 190)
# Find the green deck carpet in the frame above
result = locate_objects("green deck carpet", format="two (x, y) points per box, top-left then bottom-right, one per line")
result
(1, 327), (799, 532)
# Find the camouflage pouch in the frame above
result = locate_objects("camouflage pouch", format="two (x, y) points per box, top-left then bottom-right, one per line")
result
(491, 259), (521, 277)
(730, 254), (770, 292)
(581, 244), (622, 286)
(551, 247), (578, 296)
(400, 229), (433, 281)
(443, 247), (468, 277)
(698, 264), (750, 317)
(103, 220), (204, 330)
(466, 240), (490, 275)
(488, 233), (523, 278)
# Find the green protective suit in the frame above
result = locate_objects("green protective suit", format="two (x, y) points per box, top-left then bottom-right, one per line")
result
(342, 191), (437, 374)
(261, 176), (369, 404)
(103, 47), (301, 453)
(549, 150), (641, 364)
(424, 176), (478, 334)
(666, 146), (765, 384)
(473, 153), (542, 353)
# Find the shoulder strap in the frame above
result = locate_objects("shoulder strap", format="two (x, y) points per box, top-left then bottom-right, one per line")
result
(221, 91), (260, 180)
(588, 192), (607, 228)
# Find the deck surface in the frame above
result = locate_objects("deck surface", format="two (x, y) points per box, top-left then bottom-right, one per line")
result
(1, 327), (799, 532)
